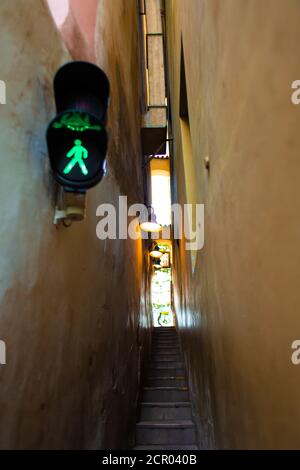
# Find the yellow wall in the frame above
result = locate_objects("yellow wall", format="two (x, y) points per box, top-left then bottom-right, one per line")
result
(0, 0), (151, 449)
(166, 0), (300, 449)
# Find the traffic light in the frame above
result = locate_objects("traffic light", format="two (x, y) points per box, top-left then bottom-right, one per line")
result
(46, 61), (110, 190)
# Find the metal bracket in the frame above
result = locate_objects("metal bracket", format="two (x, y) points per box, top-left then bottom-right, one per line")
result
(53, 187), (86, 226)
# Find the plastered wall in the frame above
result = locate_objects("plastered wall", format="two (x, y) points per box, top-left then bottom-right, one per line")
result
(0, 0), (151, 449)
(166, 0), (300, 449)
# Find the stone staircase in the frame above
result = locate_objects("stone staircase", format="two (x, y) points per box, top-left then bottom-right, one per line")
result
(134, 327), (198, 450)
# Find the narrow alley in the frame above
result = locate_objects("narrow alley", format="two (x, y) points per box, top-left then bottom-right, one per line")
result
(0, 0), (300, 459)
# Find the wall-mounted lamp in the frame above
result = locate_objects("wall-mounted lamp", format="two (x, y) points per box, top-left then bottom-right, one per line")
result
(140, 206), (161, 233)
(150, 244), (163, 259)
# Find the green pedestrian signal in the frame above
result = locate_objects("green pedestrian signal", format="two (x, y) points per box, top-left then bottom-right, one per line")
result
(46, 61), (110, 190)
(63, 140), (89, 176)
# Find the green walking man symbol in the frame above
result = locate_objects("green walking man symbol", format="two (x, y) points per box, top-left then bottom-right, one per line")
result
(63, 139), (89, 176)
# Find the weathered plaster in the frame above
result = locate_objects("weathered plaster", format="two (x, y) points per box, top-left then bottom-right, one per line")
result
(0, 0), (151, 449)
(166, 0), (300, 449)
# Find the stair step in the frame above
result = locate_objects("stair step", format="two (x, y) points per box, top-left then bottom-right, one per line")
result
(137, 420), (194, 427)
(152, 354), (181, 362)
(154, 332), (178, 335)
(150, 363), (185, 369)
(149, 367), (185, 377)
(152, 356), (182, 360)
(134, 445), (198, 450)
(153, 332), (178, 336)
(143, 387), (189, 402)
(152, 333), (177, 337)
(151, 361), (183, 369)
(153, 340), (179, 344)
(146, 376), (186, 387)
(150, 362), (184, 368)
(136, 420), (196, 445)
(153, 327), (176, 331)
(141, 402), (192, 420)
(153, 354), (182, 357)
(152, 358), (182, 364)
(152, 347), (180, 353)
(153, 333), (177, 337)
(153, 334), (178, 338)
(152, 341), (178, 344)
(153, 341), (179, 344)
(153, 342), (179, 346)
(152, 345), (180, 354)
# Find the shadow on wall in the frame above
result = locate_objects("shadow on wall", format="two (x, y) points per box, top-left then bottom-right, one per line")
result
(46, 0), (98, 62)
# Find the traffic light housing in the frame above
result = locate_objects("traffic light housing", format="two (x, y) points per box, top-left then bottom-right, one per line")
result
(46, 61), (110, 190)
